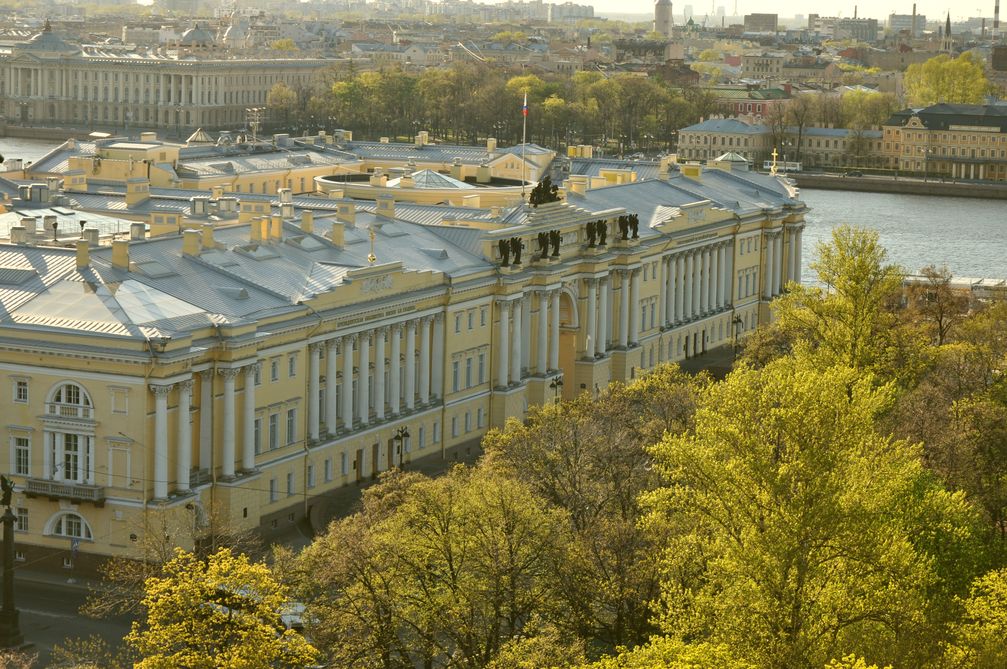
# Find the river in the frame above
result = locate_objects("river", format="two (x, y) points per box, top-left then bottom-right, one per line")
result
(801, 189), (1006, 282)
(1, 138), (1003, 280)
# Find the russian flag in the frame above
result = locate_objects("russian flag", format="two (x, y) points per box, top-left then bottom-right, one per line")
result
(522, 92), (528, 117)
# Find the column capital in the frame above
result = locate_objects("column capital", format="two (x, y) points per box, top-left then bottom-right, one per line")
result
(375, 325), (388, 338)
(149, 383), (174, 396)
(345, 332), (358, 344)
(420, 315), (433, 326)
(309, 342), (323, 353)
(390, 322), (403, 335)
(325, 336), (339, 350)
(244, 361), (260, 377)
(433, 312), (444, 324)
(177, 379), (194, 393)
(498, 298), (512, 310)
(584, 276), (597, 288)
(218, 367), (241, 380)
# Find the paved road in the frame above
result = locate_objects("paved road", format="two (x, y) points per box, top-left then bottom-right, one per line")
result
(15, 578), (133, 666)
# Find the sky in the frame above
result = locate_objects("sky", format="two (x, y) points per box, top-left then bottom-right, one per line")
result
(595, 0), (994, 21)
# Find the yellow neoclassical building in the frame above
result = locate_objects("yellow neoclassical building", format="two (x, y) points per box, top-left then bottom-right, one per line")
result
(0, 161), (805, 571)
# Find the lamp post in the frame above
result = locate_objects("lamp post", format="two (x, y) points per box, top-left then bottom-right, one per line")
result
(392, 427), (410, 468)
(549, 377), (564, 403)
(732, 315), (744, 359)
(174, 105), (182, 140)
(923, 147), (935, 182)
(0, 476), (24, 648)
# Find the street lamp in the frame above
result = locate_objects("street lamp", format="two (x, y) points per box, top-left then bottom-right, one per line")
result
(392, 426), (410, 468)
(923, 147), (936, 182)
(174, 105), (182, 139)
(732, 315), (744, 359)
(549, 377), (564, 402)
(781, 140), (793, 173)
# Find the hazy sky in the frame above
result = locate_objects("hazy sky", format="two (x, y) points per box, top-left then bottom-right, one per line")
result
(596, 0), (991, 21)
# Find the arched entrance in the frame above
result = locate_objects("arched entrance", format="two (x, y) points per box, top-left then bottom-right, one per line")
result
(557, 289), (579, 401)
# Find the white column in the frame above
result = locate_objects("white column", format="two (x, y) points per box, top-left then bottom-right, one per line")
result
(198, 371), (212, 473)
(390, 324), (402, 415)
(787, 228), (798, 285)
(618, 271), (630, 348)
(342, 334), (355, 430)
(691, 251), (701, 318)
(418, 317), (431, 404)
(717, 244), (726, 308)
(674, 255), (684, 323)
(375, 328), (386, 421)
(711, 245), (720, 310)
(725, 240), (735, 306)
(630, 269), (641, 345)
(585, 279), (597, 359)
(358, 332), (370, 426)
(497, 301), (511, 387)
(598, 276), (609, 354)
(794, 227), (803, 285)
(657, 258), (666, 327)
(176, 379), (192, 493)
(701, 247), (711, 314)
(151, 384), (171, 499)
(521, 298), (531, 371)
(242, 364), (257, 471)
(325, 338), (339, 434)
(665, 256), (675, 326)
(405, 321), (416, 409)
(431, 315), (444, 400)
(773, 233), (783, 296)
(550, 290), (560, 370)
(683, 253), (693, 320)
(537, 291), (549, 373)
(763, 233), (774, 299)
(308, 344), (320, 441)
(511, 300), (523, 382)
(220, 369), (237, 478)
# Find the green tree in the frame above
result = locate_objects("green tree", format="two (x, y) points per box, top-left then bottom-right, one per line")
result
(270, 38), (298, 51)
(579, 637), (755, 669)
(292, 467), (569, 668)
(266, 82), (299, 127)
(943, 569), (1007, 667)
(644, 358), (984, 668)
(904, 53), (990, 106)
(126, 548), (318, 669)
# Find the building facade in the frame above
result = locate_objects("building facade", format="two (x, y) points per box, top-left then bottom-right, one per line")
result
(0, 162), (805, 570)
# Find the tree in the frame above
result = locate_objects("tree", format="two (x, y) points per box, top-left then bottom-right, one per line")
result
(644, 358), (984, 668)
(786, 95), (817, 162)
(903, 264), (970, 345)
(291, 467), (570, 669)
(50, 635), (133, 669)
(904, 53), (990, 106)
(769, 225), (920, 381)
(943, 569), (1007, 668)
(126, 548), (318, 669)
(579, 637), (755, 669)
(266, 82), (299, 127)
(270, 38), (298, 51)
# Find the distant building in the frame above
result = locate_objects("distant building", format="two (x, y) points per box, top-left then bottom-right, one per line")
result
(744, 13), (778, 33)
(888, 12), (926, 37)
(835, 18), (879, 42)
(655, 0), (674, 38)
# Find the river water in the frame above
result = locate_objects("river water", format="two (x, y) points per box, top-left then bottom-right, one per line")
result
(1, 137), (1003, 280)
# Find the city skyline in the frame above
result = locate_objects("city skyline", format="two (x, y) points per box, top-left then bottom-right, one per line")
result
(589, 0), (990, 22)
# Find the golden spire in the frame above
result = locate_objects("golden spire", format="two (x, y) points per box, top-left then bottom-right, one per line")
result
(367, 226), (377, 265)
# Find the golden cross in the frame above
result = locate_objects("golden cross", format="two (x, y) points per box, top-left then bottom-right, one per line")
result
(770, 147), (779, 176)
(368, 227), (377, 265)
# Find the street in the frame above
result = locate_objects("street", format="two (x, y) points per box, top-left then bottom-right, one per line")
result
(14, 578), (133, 667)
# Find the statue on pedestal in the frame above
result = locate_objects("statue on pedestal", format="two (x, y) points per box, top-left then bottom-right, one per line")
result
(537, 232), (549, 260)
(0, 474), (24, 648)
(586, 220), (596, 248)
(549, 229), (561, 257)
(498, 238), (510, 267)
(598, 221), (608, 246)
(509, 237), (524, 265)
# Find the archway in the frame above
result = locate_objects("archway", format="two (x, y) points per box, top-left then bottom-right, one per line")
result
(557, 289), (579, 401)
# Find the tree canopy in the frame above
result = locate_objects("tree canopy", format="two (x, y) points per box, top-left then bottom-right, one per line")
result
(904, 53), (991, 106)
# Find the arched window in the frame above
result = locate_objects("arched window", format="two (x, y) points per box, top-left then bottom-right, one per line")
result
(47, 382), (93, 419)
(44, 511), (93, 540)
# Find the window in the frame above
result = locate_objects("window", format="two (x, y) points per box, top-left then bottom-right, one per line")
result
(307, 464), (315, 488)
(269, 478), (278, 502)
(451, 416), (458, 438)
(50, 382), (92, 418)
(480, 307), (487, 326)
(288, 354), (297, 378)
(478, 353), (485, 384)
(465, 357), (473, 388)
(477, 408), (484, 428)
(13, 380), (28, 403)
(433, 421), (440, 443)
(270, 360), (279, 382)
(455, 314), (462, 333)
(464, 412), (471, 433)
(324, 458), (333, 482)
(467, 311), (474, 330)
(269, 414), (279, 450)
(286, 409), (296, 445)
(340, 452), (348, 475)
(13, 437), (29, 476)
(287, 472), (295, 496)
(254, 418), (262, 454)
(15, 508), (27, 532)
(418, 426), (426, 449)
(48, 512), (92, 539)
(452, 361), (460, 392)
(254, 365), (262, 386)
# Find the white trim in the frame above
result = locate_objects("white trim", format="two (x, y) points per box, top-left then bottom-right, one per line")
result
(0, 363), (141, 384)
(42, 510), (94, 540)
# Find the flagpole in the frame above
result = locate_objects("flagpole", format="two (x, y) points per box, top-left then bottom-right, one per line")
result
(521, 91), (527, 200)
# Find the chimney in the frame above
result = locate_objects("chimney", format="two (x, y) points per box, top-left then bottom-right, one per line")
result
(130, 222), (146, 240)
(20, 217), (37, 236)
(140, 131), (158, 142)
(43, 215), (57, 235)
(328, 221), (345, 248)
(278, 188), (293, 204)
(112, 239), (130, 270)
(487, 137), (498, 153)
(281, 202), (294, 219)
(84, 228), (100, 246)
(46, 176), (61, 197)
(376, 195), (395, 219)
(211, 185), (224, 200)
(182, 229), (201, 256)
(476, 164), (491, 184)
(76, 239), (90, 269)
(912, 3), (917, 36)
(201, 224), (215, 249)
(9, 226), (26, 244)
(450, 158), (463, 181)
(251, 217), (264, 243)
(337, 201), (356, 226)
(300, 210), (314, 234)
(191, 196), (209, 216)
(270, 215), (283, 241)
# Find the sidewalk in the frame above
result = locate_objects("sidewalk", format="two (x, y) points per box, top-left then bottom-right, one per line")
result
(14, 565), (100, 592)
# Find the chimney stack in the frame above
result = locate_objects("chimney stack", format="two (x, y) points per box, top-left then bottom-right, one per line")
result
(182, 229), (201, 256)
(112, 239), (130, 270)
(300, 210), (314, 234)
(130, 222), (145, 240)
(76, 239), (90, 269)
(201, 224), (215, 249)
(270, 215), (283, 241)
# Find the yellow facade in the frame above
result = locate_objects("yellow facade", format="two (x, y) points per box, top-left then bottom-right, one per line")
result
(1, 162), (805, 572)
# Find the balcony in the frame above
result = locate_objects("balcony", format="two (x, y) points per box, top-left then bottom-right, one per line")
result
(45, 402), (93, 420)
(25, 478), (105, 507)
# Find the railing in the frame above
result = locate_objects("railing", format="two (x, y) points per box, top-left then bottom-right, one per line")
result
(45, 402), (93, 420)
(25, 478), (105, 504)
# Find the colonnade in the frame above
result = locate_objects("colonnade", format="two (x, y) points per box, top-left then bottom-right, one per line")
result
(656, 241), (735, 328)
(764, 226), (803, 299)
(497, 290), (562, 387)
(148, 313), (445, 499)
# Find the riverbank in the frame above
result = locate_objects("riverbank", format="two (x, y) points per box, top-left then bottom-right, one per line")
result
(793, 173), (1007, 200)
(0, 123), (98, 142)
